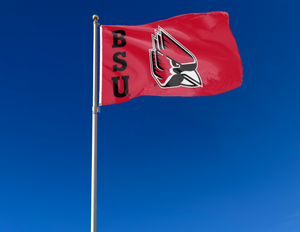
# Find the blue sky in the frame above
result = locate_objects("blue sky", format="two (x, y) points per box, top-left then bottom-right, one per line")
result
(0, 0), (300, 232)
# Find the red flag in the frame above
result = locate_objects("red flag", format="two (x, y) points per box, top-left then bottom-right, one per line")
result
(100, 12), (242, 105)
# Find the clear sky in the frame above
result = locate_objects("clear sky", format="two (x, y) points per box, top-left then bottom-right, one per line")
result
(0, 0), (300, 232)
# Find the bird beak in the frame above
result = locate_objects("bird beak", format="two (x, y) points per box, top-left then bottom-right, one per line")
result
(181, 70), (202, 87)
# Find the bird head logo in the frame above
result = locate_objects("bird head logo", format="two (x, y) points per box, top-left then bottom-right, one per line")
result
(149, 27), (202, 88)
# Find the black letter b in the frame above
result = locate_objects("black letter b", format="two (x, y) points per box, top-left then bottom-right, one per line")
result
(112, 30), (126, 48)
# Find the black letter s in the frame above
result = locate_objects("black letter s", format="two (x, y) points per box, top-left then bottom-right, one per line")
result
(113, 52), (127, 71)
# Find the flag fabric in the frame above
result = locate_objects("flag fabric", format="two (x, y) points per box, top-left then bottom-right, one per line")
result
(100, 12), (243, 106)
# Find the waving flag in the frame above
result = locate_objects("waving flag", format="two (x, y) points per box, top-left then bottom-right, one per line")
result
(100, 12), (243, 105)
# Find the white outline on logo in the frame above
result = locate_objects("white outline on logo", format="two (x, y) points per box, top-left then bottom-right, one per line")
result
(149, 26), (203, 88)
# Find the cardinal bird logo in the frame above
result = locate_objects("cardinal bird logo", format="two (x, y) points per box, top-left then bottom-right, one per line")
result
(149, 27), (202, 88)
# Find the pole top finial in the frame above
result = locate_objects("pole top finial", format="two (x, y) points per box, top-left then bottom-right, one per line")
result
(93, 15), (99, 21)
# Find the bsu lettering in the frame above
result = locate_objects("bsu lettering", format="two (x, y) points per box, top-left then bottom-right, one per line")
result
(111, 30), (129, 98)
(112, 76), (129, 98)
(113, 52), (127, 71)
(112, 30), (126, 48)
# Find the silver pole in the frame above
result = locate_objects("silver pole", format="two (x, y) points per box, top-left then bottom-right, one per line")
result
(91, 14), (99, 232)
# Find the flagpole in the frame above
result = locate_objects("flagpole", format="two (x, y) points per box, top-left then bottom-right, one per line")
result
(91, 14), (99, 232)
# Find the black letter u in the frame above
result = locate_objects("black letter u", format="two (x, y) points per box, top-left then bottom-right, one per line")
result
(111, 76), (129, 98)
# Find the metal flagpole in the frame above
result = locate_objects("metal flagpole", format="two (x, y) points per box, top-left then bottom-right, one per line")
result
(91, 14), (99, 232)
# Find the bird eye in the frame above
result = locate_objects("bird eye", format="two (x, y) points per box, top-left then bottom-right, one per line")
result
(171, 59), (180, 67)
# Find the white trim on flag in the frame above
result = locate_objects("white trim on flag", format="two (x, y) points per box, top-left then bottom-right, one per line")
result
(99, 25), (103, 106)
